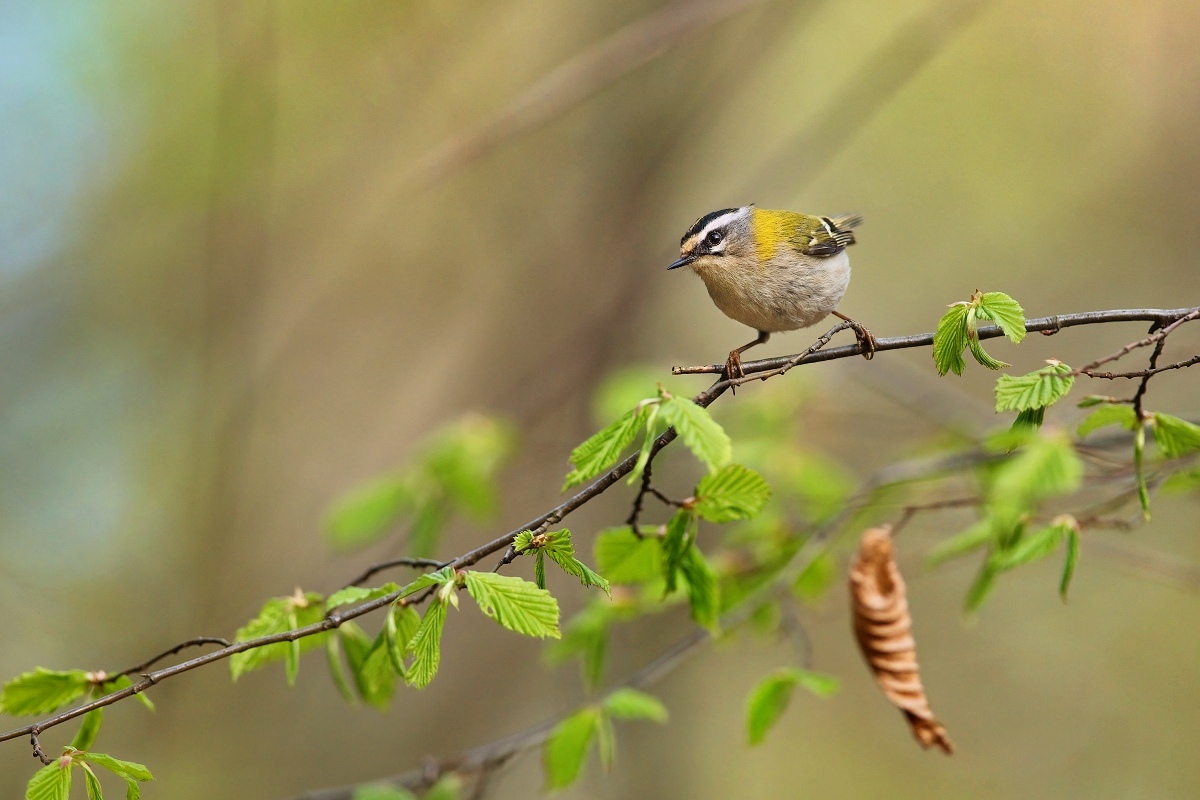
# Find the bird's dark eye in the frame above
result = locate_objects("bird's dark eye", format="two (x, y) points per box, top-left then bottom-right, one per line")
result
(706, 230), (724, 246)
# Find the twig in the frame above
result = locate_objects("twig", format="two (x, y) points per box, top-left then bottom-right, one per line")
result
(345, 558), (447, 589)
(1080, 355), (1200, 381)
(2, 305), (1195, 750)
(1075, 309), (1200, 374)
(113, 637), (232, 678)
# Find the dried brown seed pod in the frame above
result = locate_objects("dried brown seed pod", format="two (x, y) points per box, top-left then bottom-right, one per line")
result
(850, 525), (954, 754)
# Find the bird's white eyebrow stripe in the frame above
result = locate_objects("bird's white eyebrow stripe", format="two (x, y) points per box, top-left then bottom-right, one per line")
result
(693, 211), (741, 242)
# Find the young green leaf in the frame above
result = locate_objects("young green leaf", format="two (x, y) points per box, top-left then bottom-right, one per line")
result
(81, 763), (103, 800)
(1060, 529), (1081, 601)
(324, 474), (413, 551)
(385, 605), (421, 676)
(325, 635), (355, 703)
(464, 572), (561, 639)
(927, 519), (994, 567)
(406, 600), (449, 689)
(1151, 413), (1200, 458)
(989, 432), (1083, 531)
(25, 761), (71, 800)
(1135, 423), (1150, 519)
(966, 306), (1010, 370)
(355, 628), (399, 709)
(964, 559), (999, 614)
(352, 784), (417, 800)
(71, 708), (104, 752)
(534, 551), (547, 589)
(602, 688), (668, 722)
(564, 406), (651, 489)
(995, 361), (1075, 412)
(1078, 394), (1120, 408)
(693, 464), (771, 523)
(595, 711), (616, 771)
(593, 528), (661, 584)
(1078, 405), (1137, 438)
(229, 593), (324, 681)
(932, 303), (971, 376)
(994, 521), (1069, 570)
(423, 775), (463, 800)
(660, 509), (695, 593)
(324, 583), (400, 612)
(792, 553), (836, 602)
(626, 404), (661, 485)
(1, 668), (91, 716)
(1011, 406), (1045, 432)
(99, 675), (153, 713)
(975, 291), (1027, 343)
(544, 600), (619, 690)
(680, 547), (720, 631)
(543, 707), (601, 790)
(745, 667), (837, 746)
(537, 530), (610, 595)
(285, 609), (301, 687)
(658, 396), (731, 471)
(79, 751), (153, 800)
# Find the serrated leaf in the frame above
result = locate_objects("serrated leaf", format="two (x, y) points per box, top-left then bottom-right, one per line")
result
(1060, 529), (1080, 601)
(80, 752), (153, 784)
(285, 609), (301, 686)
(25, 761), (71, 800)
(324, 635), (355, 703)
(81, 764), (103, 800)
(513, 531), (535, 552)
(927, 519), (993, 567)
(659, 396), (731, 471)
(995, 522), (1068, 570)
(564, 406), (650, 489)
(1152, 413), (1200, 458)
(424, 415), (513, 522)
(71, 708), (104, 751)
(603, 688), (668, 722)
(405, 600), (449, 689)
(464, 572), (560, 638)
(229, 593), (324, 680)
(976, 292), (1027, 343)
(967, 307), (1010, 370)
(595, 710), (616, 770)
(626, 404), (661, 485)
(594, 528), (661, 584)
(324, 583), (400, 612)
(1135, 423), (1150, 518)
(385, 605), (420, 676)
(543, 707), (600, 790)
(964, 559), (999, 614)
(539, 530), (610, 595)
(995, 362), (1075, 412)
(1011, 406), (1044, 432)
(544, 601), (615, 690)
(1078, 405), (1137, 438)
(352, 784), (417, 800)
(745, 667), (835, 746)
(324, 474), (413, 551)
(694, 464), (771, 523)
(356, 627), (399, 709)
(534, 551), (547, 589)
(990, 432), (1083, 531)
(1, 668), (91, 716)
(932, 303), (970, 376)
(680, 547), (719, 631)
(1078, 394), (1119, 408)
(661, 509), (694, 593)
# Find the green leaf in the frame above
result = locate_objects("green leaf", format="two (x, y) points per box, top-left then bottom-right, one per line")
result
(1078, 394), (1119, 408)
(534, 551), (547, 589)
(594, 528), (661, 584)
(229, 593), (324, 680)
(464, 572), (561, 639)
(424, 415), (513, 521)
(994, 521), (1070, 570)
(1152, 413), (1200, 458)
(539, 530), (610, 595)
(933, 303), (971, 376)
(324, 583), (400, 612)
(26, 761), (71, 800)
(693, 464), (771, 523)
(659, 396), (731, 471)
(745, 667), (836, 746)
(603, 688), (668, 722)
(680, 547), (720, 632)
(81, 764), (103, 800)
(285, 609), (301, 686)
(995, 362), (1075, 412)
(352, 784), (417, 800)
(1078, 405), (1137, 438)
(423, 775), (463, 800)
(1011, 406), (1045, 432)
(71, 708), (104, 751)
(927, 519), (993, 567)
(564, 406), (650, 489)
(964, 559), (999, 614)
(1135, 423), (1150, 519)
(2, 668), (91, 716)
(324, 474), (413, 551)
(99, 676), (153, 713)
(595, 711), (616, 771)
(967, 307), (1010, 370)
(990, 432), (1083, 531)
(544, 601), (616, 690)
(1060, 529), (1080, 601)
(385, 605), (420, 676)
(975, 292), (1027, 343)
(543, 707), (601, 790)
(355, 627), (399, 709)
(660, 509), (694, 593)
(80, 752), (153, 786)
(626, 403), (661, 485)
(324, 635), (355, 703)
(405, 600), (449, 689)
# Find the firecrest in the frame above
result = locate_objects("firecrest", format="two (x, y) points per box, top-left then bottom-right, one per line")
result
(668, 205), (874, 378)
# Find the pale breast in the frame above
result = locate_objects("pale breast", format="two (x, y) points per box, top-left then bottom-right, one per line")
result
(697, 252), (851, 333)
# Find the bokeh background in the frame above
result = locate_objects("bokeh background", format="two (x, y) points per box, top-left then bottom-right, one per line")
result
(2, 0), (1199, 797)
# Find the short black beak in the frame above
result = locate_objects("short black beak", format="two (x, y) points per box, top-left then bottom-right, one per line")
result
(667, 254), (695, 271)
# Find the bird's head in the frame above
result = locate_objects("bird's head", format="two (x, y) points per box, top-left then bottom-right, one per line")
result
(667, 206), (755, 273)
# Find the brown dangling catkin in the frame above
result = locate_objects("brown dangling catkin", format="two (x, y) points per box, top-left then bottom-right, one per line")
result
(849, 525), (954, 754)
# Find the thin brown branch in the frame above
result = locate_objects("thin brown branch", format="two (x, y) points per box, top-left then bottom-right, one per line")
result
(2, 305), (1194, 751)
(1080, 354), (1200, 381)
(113, 637), (232, 678)
(345, 558), (447, 589)
(1075, 309), (1200, 374)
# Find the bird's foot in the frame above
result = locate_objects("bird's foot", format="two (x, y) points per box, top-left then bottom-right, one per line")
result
(843, 320), (876, 360)
(725, 349), (746, 385)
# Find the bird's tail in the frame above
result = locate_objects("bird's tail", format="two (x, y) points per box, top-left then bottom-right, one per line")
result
(828, 213), (864, 231)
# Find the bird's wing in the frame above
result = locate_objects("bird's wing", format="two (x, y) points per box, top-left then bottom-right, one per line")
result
(797, 213), (860, 257)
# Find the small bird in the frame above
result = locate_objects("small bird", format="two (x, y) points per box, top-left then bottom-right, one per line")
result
(668, 205), (874, 379)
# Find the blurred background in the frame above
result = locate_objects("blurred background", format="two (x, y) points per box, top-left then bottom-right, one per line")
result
(2, 0), (1199, 797)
